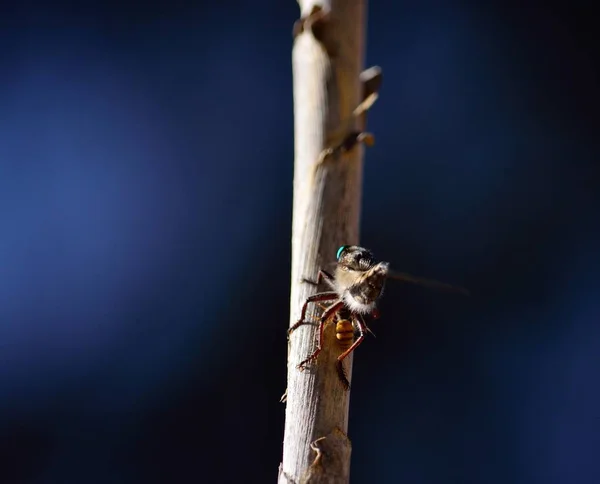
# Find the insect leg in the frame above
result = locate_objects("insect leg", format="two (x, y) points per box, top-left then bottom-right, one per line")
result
(364, 319), (376, 338)
(287, 303), (329, 338)
(316, 270), (335, 285)
(288, 291), (338, 336)
(336, 313), (366, 390)
(362, 308), (379, 337)
(298, 301), (330, 323)
(297, 300), (344, 370)
(302, 269), (335, 288)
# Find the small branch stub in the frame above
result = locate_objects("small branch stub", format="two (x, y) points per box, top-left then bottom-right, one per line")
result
(300, 429), (352, 484)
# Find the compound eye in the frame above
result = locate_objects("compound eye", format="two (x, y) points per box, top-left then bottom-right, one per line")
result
(336, 245), (349, 261)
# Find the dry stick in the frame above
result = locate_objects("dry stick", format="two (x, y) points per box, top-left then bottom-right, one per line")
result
(279, 1), (380, 483)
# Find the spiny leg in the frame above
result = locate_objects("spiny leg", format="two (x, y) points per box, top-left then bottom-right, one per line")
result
(336, 310), (378, 387)
(361, 309), (379, 338)
(288, 291), (338, 337)
(364, 320), (376, 338)
(296, 316), (327, 371)
(292, 301), (329, 328)
(287, 304), (330, 338)
(287, 318), (317, 336)
(297, 300), (344, 370)
(301, 269), (335, 288)
(336, 314), (367, 390)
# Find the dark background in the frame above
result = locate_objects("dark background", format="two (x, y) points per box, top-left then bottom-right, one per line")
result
(1, 2), (598, 483)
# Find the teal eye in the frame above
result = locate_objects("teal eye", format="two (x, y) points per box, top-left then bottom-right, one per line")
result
(336, 245), (348, 260)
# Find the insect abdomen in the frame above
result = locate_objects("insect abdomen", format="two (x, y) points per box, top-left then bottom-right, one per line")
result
(335, 319), (354, 351)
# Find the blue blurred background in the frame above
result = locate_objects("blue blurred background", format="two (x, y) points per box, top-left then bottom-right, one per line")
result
(1, 2), (598, 483)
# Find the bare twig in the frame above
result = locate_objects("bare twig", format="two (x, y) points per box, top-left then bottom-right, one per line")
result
(279, 1), (380, 483)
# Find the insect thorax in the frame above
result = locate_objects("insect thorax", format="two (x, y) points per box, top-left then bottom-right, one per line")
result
(343, 262), (388, 313)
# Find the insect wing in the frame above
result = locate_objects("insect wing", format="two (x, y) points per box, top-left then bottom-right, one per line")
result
(387, 269), (470, 296)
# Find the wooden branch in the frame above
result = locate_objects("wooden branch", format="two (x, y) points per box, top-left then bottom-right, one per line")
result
(279, 1), (381, 482)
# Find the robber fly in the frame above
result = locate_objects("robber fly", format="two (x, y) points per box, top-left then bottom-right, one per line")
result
(288, 245), (469, 389)
(292, 302), (377, 389)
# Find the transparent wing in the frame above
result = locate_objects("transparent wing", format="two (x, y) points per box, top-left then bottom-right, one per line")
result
(388, 269), (470, 296)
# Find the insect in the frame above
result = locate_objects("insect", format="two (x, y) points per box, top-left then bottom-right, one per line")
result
(292, 303), (377, 389)
(288, 245), (469, 389)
